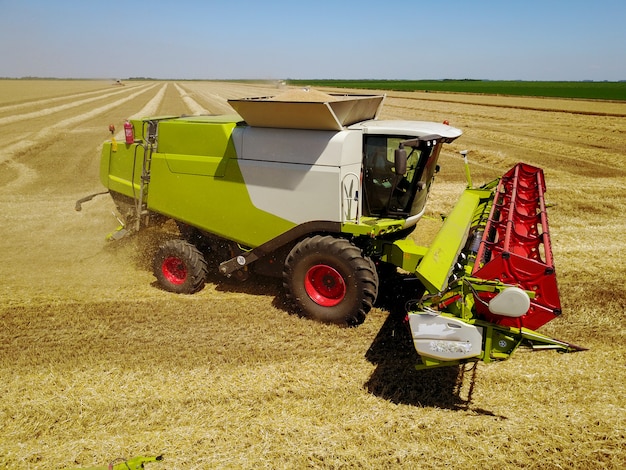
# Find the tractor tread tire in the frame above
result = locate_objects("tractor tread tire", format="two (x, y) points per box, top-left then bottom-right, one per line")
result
(153, 239), (208, 294)
(283, 235), (379, 326)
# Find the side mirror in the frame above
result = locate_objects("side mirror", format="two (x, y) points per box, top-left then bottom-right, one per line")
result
(394, 147), (407, 175)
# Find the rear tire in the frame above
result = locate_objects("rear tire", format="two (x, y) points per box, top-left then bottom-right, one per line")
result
(153, 239), (208, 294)
(283, 235), (378, 326)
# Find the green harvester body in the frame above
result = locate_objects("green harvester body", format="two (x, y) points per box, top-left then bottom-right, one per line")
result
(90, 91), (582, 370)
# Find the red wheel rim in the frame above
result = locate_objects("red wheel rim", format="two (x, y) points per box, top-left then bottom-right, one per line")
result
(304, 264), (346, 307)
(162, 256), (187, 285)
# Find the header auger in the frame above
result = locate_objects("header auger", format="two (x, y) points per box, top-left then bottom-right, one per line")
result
(81, 89), (584, 372)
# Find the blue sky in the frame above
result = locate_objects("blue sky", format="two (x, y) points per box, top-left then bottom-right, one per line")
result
(1, 0), (625, 80)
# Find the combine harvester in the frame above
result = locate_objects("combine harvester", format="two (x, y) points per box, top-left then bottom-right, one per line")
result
(80, 89), (584, 370)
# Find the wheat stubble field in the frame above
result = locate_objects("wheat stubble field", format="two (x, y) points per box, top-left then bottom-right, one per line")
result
(0, 80), (624, 469)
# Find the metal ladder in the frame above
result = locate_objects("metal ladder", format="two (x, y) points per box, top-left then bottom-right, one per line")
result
(134, 120), (159, 231)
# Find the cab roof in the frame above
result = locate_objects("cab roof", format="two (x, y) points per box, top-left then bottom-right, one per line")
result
(349, 119), (462, 141)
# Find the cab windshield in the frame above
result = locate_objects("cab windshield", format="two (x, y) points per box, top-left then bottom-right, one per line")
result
(362, 135), (441, 218)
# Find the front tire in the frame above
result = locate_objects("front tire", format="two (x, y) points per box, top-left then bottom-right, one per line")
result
(153, 239), (208, 294)
(283, 235), (379, 326)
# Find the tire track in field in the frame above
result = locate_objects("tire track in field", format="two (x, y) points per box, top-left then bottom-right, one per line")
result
(0, 84), (160, 192)
(0, 84), (143, 115)
(173, 83), (208, 114)
(384, 95), (626, 118)
(0, 83), (152, 126)
(177, 83), (236, 115)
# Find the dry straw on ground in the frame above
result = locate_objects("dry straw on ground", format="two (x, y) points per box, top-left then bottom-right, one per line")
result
(0, 80), (624, 469)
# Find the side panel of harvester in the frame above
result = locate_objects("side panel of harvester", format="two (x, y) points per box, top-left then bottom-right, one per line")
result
(100, 116), (363, 248)
(146, 119), (293, 247)
(234, 126), (363, 225)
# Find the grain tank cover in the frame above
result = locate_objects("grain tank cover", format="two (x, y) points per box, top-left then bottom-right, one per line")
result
(227, 89), (384, 131)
